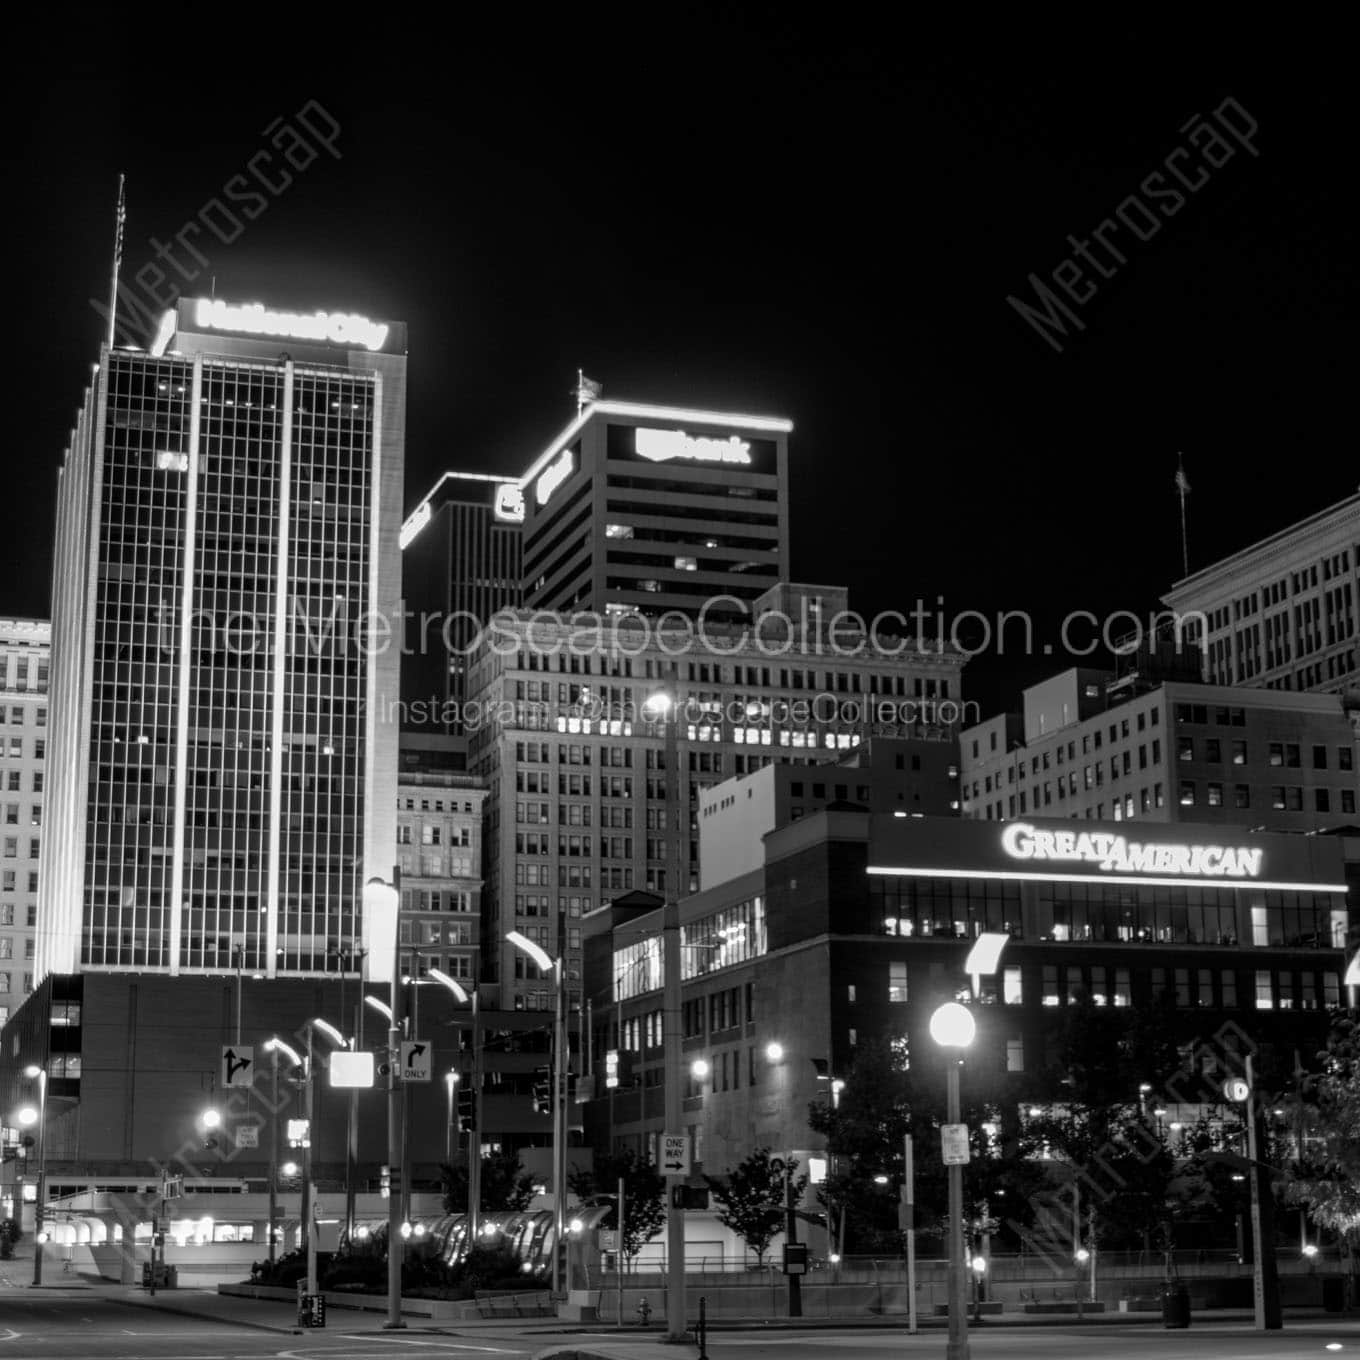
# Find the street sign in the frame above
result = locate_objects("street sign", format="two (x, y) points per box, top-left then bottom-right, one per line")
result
(783, 1243), (809, 1276)
(941, 1123), (970, 1165)
(599, 1230), (618, 1251)
(234, 1125), (260, 1149)
(221, 1044), (254, 1089)
(329, 1051), (375, 1089)
(661, 1133), (691, 1177)
(401, 1040), (432, 1082)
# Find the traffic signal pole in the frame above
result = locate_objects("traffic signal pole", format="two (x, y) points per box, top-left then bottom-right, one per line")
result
(469, 988), (482, 1245)
(1245, 1055), (1282, 1330)
(785, 1162), (802, 1318)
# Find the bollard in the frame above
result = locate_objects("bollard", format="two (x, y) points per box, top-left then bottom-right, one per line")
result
(697, 1295), (709, 1360)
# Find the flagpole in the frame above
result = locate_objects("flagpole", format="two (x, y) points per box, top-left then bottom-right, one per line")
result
(1175, 454), (1191, 578)
(107, 174), (126, 350)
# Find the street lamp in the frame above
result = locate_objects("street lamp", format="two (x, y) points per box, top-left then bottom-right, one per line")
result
(643, 685), (689, 1344)
(363, 873), (403, 1331)
(263, 1037), (302, 1264)
(764, 1042), (784, 1063)
(427, 966), (483, 1245)
(507, 930), (567, 1299)
(930, 1001), (975, 1360)
(298, 1018), (344, 1299)
(19, 1064), (48, 1286)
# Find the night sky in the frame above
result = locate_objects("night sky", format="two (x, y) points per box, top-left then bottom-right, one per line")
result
(9, 19), (1357, 716)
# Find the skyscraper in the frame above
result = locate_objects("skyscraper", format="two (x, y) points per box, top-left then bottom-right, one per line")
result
(0, 618), (48, 1026)
(519, 401), (791, 619)
(400, 471), (524, 741)
(38, 297), (406, 984)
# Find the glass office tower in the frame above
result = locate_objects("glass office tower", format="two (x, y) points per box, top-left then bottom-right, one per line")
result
(39, 299), (405, 982)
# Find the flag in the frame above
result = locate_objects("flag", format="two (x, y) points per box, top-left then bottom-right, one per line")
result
(1174, 456), (1191, 495)
(573, 370), (603, 407)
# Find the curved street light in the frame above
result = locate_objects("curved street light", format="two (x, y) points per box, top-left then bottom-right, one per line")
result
(506, 930), (567, 1298)
(264, 1036), (303, 1265)
(428, 966), (484, 1243)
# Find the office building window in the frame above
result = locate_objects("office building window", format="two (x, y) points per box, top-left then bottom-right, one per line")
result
(1221, 970), (1238, 1008)
(1002, 966), (1022, 1005)
(1006, 1037), (1024, 1072)
(1254, 970), (1273, 1009)
(888, 961), (908, 1004)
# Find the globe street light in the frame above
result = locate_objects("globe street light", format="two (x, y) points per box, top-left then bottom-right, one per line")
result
(644, 685), (689, 1344)
(507, 930), (567, 1299)
(428, 966), (483, 1245)
(20, 1065), (48, 1286)
(930, 1001), (975, 1360)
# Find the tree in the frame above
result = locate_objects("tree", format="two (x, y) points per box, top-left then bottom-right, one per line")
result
(1285, 1013), (1360, 1243)
(705, 1147), (806, 1267)
(440, 1147), (536, 1214)
(568, 1147), (666, 1263)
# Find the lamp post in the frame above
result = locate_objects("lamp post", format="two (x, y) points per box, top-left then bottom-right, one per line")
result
(930, 1002), (976, 1360)
(300, 1018), (344, 1299)
(263, 1037), (302, 1266)
(644, 687), (687, 1344)
(17, 1064), (46, 1286)
(428, 967), (483, 1245)
(364, 874), (404, 1331)
(507, 931), (566, 1298)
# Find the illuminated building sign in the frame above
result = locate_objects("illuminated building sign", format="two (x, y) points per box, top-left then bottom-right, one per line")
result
(398, 501), (431, 550)
(635, 427), (752, 465)
(535, 448), (574, 506)
(494, 483), (526, 523)
(1000, 822), (1263, 880)
(191, 298), (390, 352)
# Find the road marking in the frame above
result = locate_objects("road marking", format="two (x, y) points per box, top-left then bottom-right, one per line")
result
(0, 1329), (21, 1342)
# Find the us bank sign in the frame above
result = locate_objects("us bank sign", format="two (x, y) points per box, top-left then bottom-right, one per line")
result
(1001, 822), (1263, 880)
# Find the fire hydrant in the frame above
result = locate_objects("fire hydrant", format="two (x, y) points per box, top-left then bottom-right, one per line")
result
(636, 1297), (653, 1325)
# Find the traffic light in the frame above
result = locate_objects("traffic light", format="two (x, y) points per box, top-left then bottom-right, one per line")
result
(532, 1066), (552, 1115)
(670, 1185), (709, 1210)
(457, 1087), (476, 1131)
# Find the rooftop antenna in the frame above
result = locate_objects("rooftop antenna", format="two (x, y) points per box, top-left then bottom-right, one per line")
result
(572, 369), (602, 416)
(106, 174), (126, 349)
(1174, 453), (1192, 578)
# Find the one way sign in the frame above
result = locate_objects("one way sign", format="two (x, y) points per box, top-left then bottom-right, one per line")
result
(221, 1045), (254, 1089)
(400, 1040), (432, 1083)
(661, 1133), (690, 1177)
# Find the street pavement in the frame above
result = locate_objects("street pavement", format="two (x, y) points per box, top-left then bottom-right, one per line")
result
(0, 1270), (1357, 1360)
